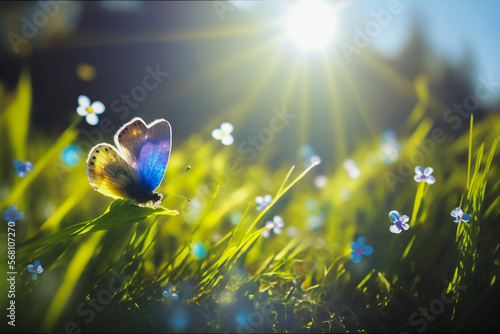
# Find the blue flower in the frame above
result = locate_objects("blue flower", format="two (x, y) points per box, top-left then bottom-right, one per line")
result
(13, 160), (34, 177)
(255, 194), (272, 211)
(350, 237), (373, 263)
(262, 215), (285, 238)
(27, 260), (44, 280)
(451, 207), (472, 223)
(389, 210), (410, 234)
(414, 166), (435, 184)
(162, 283), (179, 300)
(76, 95), (105, 126)
(3, 205), (24, 222)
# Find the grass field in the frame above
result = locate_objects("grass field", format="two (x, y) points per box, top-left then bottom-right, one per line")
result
(1, 68), (499, 333)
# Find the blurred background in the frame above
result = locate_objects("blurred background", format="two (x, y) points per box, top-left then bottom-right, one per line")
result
(1, 0), (499, 160)
(1, 1), (500, 332)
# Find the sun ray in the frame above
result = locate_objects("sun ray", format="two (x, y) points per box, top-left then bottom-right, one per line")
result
(201, 45), (285, 135)
(298, 62), (310, 148)
(278, 59), (301, 108)
(322, 57), (347, 161)
(335, 57), (377, 139)
(163, 37), (281, 107)
(50, 23), (271, 48)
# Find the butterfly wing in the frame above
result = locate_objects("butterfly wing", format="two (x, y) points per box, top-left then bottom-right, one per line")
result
(115, 118), (171, 192)
(114, 118), (149, 169)
(87, 144), (141, 200)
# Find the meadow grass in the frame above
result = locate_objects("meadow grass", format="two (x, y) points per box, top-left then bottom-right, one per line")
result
(0, 71), (499, 333)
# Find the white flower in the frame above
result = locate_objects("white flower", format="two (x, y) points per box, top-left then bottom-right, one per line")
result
(76, 95), (105, 126)
(212, 122), (234, 145)
(314, 175), (328, 188)
(344, 159), (360, 179)
(388, 210), (410, 234)
(451, 207), (472, 223)
(262, 215), (285, 238)
(255, 194), (273, 211)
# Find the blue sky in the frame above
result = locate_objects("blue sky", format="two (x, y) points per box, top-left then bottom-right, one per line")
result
(365, 0), (500, 82)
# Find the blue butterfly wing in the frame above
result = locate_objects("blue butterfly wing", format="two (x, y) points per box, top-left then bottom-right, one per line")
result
(86, 143), (142, 200)
(115, 118), (171, 192)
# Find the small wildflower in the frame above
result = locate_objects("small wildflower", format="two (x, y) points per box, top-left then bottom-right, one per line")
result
(212, 122), (234, 145)
(27, 260), (44, 280)
(388, 210), (409, 234)
(314, 175), (328, 188)
(163, 283), (179, 300)
(350, 237), (373, 263)
(414, 166), (435, 184)
(3, 205), (24, 223)
(13, 160), (34, 177)
(451, 207), (472, 223)
(380, 129), (400, 164)
(344, 159), (360, 179)
(76, 95), (105, 126)
(262, 215), (285, 238)
(255, 194), (272, 211)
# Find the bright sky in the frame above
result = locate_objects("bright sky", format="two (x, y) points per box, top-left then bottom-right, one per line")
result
(363, 0), (500, 82)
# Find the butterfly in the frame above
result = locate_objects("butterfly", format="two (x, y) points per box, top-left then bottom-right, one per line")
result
(86, 117), (171, 207)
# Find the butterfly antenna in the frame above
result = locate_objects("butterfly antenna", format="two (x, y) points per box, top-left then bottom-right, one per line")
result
(165, 193), (191, 202)
(166, 166), (191, 186)
(164, 166), (192, 202)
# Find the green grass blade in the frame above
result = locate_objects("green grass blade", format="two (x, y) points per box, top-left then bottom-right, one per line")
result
(5, 67), (31, 161)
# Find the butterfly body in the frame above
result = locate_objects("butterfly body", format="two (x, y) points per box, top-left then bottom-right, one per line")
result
(86, 117), (171, 207)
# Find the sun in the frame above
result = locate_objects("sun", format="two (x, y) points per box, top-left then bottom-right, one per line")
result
(286, 0), (337, 51)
